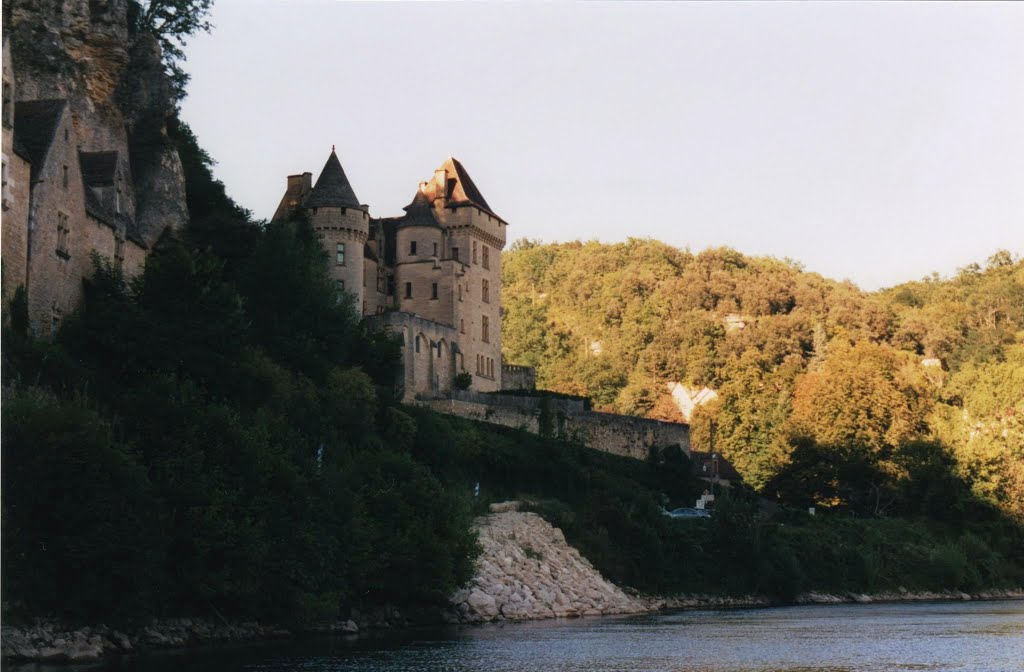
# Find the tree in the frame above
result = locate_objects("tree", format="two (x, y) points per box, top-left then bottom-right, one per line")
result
(131, 0), (214, 99)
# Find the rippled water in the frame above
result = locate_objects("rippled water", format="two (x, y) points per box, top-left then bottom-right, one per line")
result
(101, 600), (1024, 672)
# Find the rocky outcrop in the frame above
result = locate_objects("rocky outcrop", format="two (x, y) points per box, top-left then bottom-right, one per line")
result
(7, 0), (187, 245)
(0, 618), (292, 664)
(450, 504), (646, 623)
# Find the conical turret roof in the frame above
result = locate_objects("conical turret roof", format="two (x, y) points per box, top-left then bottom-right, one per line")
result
(304, 148), (361, 209)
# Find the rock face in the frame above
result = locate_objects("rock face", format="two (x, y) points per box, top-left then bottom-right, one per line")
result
(7, 0), (188, 245)
(451, 505), (646, 623)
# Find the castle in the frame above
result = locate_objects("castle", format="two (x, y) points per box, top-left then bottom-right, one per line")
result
(273, 149), (527, 397)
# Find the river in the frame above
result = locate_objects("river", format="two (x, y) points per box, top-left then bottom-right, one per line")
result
(98, 600), (1023, 672)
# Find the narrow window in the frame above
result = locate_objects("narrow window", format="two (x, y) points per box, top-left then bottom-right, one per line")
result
(482, 278), (490, 303)
(472, 241), (478, 264)
(410, 240), (417, 255)
(405, 282), (412, 299)
(416, 336), (421, 353)
(387, 274), (395, 296)
(336, 242), (345, 266)
(335, 279), (345, 303)
(1, 82), (11, 128)
(433, 241), (438, 257)
(56, 213), (70, 258)
(115, 186), (121, 213)
(482, 245), (490, 269)
(460, 319), (465, 334)
(451, 247), (459, 261)
(431, 282), (438, 300)
(114, 237), (125, 271)
(62, 165), (69, 189)
(482, 315), (489, 343)
(457, 283), (463, 301)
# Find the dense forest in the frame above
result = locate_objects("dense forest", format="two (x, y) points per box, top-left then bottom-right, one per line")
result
(502, 240), (1024, 521)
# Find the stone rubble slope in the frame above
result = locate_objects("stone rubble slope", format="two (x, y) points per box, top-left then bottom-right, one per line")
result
(450, 505), (647, 623)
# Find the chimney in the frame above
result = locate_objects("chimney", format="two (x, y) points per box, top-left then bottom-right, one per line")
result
(433, 169), (448, 205)
(287, 172), (312, 198)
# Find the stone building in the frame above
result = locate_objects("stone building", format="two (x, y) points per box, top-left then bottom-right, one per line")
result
(274, 149), (512, 397)
(3, 0), (188, 338)
(2, 35), (148, 338)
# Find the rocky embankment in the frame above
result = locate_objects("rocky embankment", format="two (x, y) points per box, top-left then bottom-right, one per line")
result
(451, 503), (646, 622)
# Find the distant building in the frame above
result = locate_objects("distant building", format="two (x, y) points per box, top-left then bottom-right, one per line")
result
(273, 149), (516, 397)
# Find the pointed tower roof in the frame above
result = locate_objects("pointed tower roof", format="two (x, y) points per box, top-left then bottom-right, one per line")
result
(303, 148), (361, 209)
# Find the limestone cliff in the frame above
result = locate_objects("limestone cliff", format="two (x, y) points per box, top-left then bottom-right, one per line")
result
(7, 0), (188, 244)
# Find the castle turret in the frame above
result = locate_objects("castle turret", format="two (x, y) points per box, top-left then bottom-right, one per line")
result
(304, 148), (370, 311)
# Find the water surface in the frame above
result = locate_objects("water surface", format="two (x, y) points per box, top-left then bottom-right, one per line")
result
(104, 599), (1024, 672)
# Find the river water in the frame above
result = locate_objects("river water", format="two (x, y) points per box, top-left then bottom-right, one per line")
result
(104, 600), (1023, 672)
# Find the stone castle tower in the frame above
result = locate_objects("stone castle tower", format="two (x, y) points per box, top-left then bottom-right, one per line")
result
(274, 149), (516, 396)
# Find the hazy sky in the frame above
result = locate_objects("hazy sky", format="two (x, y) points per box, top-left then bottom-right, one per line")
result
(181, 1), (1023, 291)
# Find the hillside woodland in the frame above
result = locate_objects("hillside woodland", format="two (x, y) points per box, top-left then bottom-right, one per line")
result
(502, 240), (1024, 521)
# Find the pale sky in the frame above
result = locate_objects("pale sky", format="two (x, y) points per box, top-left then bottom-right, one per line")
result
(181, 1), (1023, 291)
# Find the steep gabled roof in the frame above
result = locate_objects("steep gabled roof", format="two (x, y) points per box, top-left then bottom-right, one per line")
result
(79, 151), (118, 186)
(303, 149), (361, 209)
(13, 99), (67, 180)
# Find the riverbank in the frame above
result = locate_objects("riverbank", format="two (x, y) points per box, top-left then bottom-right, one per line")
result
(3, 504), (1022, 665)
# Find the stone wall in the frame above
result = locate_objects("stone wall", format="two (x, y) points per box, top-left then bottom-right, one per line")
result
(501, 364), (536, 391)
(421, 390), (690, 460)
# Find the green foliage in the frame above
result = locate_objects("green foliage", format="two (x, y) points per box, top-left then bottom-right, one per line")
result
(503, 241), (1024, 522)
(131, 0), (214, 100)
(454, 371), (473, 390)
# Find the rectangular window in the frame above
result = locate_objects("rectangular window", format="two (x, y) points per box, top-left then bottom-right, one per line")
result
(336, 242), (345, 266)
(431, 282), (438, 300)
(114, 237), (124, 271)
(482, 245), (490, 269)
(460, 319), (465, 334)
(457, 283), (462, 301)
(410, 240), (417, 255)
(387, 274), (395, 296)
(62, 165), (69, 189)
(482, 315), (489, 343)
(405, 282), (412, 299)
(482, 279), (490, 303)
(472, 241), (478, 264)
(433, 241), (438, 257)
(451, 247), (459, 261)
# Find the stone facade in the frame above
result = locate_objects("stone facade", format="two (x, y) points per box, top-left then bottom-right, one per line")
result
(2, 36), (31, 308)
(275, 152), (509, 394)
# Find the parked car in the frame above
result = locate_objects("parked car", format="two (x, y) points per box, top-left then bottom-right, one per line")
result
(667, 507), (711, 519)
